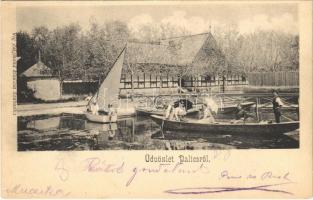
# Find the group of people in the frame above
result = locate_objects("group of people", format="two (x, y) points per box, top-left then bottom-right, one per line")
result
(233, 90), (284, 123)
(234, 90), (284, 123)
(163, 90), (285, 124)
(163, 97), (218, 123)
(87, 97), (117, 120)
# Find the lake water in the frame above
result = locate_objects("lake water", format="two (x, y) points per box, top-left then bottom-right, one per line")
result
(17, 109), (299, 151)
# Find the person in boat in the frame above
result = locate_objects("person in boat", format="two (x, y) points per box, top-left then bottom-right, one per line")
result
(235, 103), (249, 121)
(207, 97), (219, 114)
(197, 97), (217, 123)
(232, 103), (256, 123)
(173, 102), (187, 121)
(90, 98), (99, 115)
(272, 90), (284, 123)
(165, 102), (175, 120)
(199, 102), (215, 123)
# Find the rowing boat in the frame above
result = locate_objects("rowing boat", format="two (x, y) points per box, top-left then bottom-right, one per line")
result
(150, 115), (299, 135)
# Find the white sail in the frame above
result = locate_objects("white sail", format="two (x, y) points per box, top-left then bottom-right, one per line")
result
(88, 47), (126, 111)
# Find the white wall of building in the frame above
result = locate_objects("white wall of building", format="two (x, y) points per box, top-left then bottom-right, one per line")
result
(27, 78), (61, 101)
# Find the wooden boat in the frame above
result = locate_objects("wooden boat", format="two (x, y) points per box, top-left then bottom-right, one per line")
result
(150, 115), (299, 135)
(85, 108), (135, 123)
(219, 101), (255, 114)
(85, 47), (126, 123)
(85, 112), (118, 123)
(136, 107), (199, 116)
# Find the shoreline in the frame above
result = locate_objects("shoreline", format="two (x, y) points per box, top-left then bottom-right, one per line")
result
(17, 101), (88, 116)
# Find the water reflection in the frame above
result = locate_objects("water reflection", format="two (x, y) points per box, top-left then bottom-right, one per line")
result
(26, 116), (61, 130)
(151, 129), (299, 149)
(17, 113), (299, 151)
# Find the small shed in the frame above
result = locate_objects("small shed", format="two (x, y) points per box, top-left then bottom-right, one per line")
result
(21, 60), (61, 101)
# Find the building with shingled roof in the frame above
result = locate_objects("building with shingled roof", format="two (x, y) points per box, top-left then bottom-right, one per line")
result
(20, 54), (61, 101)
(118, 32), (245, 95)
(22, 60), (54, 78)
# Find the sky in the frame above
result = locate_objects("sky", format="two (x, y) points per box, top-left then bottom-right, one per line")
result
(16, 3), (298, 35)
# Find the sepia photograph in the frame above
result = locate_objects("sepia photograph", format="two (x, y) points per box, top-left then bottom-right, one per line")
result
(15, 3), (300, 151)
(2, 1), (312, 198)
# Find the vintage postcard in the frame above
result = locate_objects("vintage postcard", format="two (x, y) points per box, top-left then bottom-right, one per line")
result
(1, 0), (312, 198)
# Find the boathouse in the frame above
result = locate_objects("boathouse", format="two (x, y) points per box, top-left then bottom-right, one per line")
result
(120, 32), (247, 95)
(20, 58), (61, 101)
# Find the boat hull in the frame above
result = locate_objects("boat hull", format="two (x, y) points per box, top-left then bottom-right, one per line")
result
(85, 112), (118, 123)
(136, 108), (164, 116)
(136, 108), (199, 116)
(85, 106), (136, 123)
(150, 115), (299, 135)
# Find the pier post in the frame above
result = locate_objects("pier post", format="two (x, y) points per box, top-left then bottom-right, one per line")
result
(256, 98), (260, 122)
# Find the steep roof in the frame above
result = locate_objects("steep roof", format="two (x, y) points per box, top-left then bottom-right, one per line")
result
(126, 32), (225, 69)
(160, 33), (210, 65)
(191, 33), (227, 74)
(21, 61), (54, 77)
(125, 42), (176, 65)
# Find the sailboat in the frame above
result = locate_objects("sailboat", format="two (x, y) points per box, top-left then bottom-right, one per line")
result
(85, 47), (126, 123)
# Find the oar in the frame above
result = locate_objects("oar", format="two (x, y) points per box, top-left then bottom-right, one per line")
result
(257, 101), (272, 108)
(281, 114), (295, 122)
(255, 98), (260, 122)
(160, 120), (165, 138)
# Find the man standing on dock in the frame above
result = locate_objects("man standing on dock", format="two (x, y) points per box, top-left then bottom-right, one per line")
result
(272, 90), (284, 123)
